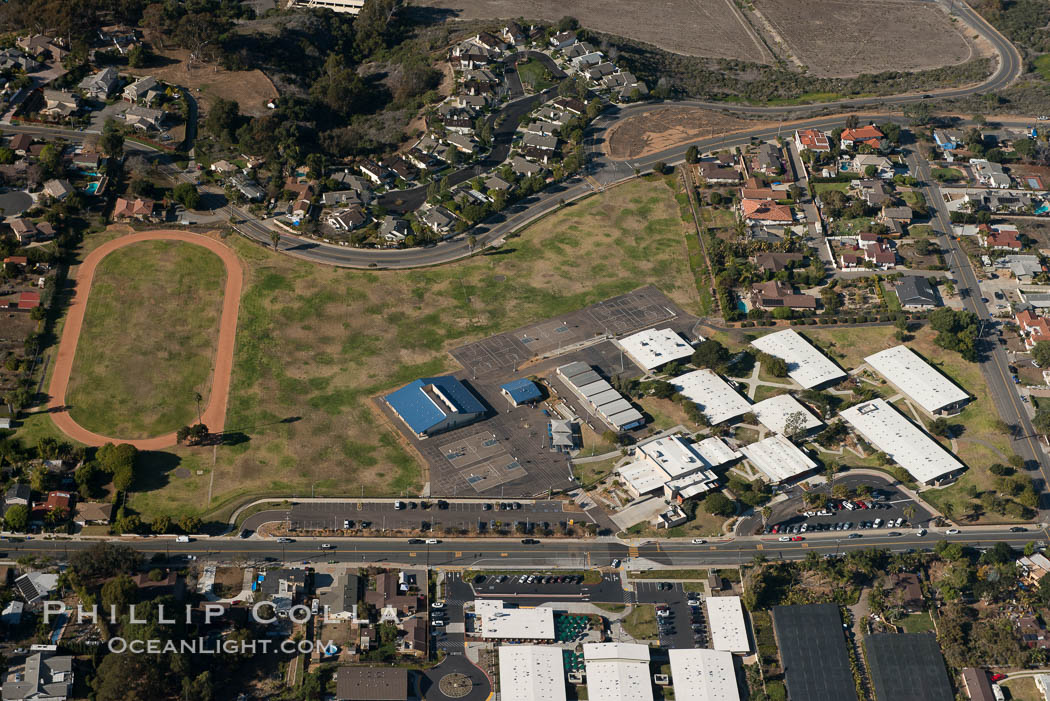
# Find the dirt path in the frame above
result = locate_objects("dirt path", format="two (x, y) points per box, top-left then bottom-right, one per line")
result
(47, 230), (244, 450)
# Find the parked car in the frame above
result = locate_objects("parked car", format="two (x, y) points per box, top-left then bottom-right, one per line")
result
(778, 536), (791, 542)
(691, 539), (707, 544)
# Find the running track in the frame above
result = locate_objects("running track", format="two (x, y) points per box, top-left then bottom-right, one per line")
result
(47, 230), (243, 450)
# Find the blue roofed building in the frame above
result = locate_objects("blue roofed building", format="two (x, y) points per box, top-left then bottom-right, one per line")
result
(500, 378), (542, 407)
(384, 376), (486, 438)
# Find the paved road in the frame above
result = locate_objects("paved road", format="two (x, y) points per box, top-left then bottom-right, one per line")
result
(7, 527), (1046, 568)
(907, 148), (1050, 489)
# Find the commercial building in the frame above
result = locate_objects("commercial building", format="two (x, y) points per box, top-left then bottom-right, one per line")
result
(498, 645), (567, 701)
(864, 345), (969, 416)
(500, 378), (542, 407)
(695, 437), (740, 466)
(773, 604), (857, 701)
(474, 600), (555, 641)
(750, 329), (846, 389)
(618, 435), (721, 501)
(556, 362), (644, 431)
(334, 666), (407, 700)
(615, 328), (694, 371)
(705, 596), (750, 654)
(739, 434), (818, 484)
(864, 633), (952, 701)
(383, 376), (486, 438)
(840, 399), (965, 485)
(750, 394), (823, 436)
(668, 648), (740, 701)
(671, 369), (751, 425)
(583, 643), (653, 701)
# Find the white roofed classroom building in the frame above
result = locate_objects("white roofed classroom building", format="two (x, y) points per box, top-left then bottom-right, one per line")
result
(474, 600), (555, 641)
(864, 345), (970, 417)
(751, 394), (823, 436)
(583, 643), (653, 701)
(840, 399), (965, 485)
(669, 648), (741, 701)
(498, 645), (567, 701)
(615, 328), (694, 372)
(671, 369), (752, 425)
(751, 329), (847, 389)
(705, 596), (750, 654)
(740, 434), (818, 483)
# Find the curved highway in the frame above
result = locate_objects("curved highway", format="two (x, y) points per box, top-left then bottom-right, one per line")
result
(230, 0), (1022, 269)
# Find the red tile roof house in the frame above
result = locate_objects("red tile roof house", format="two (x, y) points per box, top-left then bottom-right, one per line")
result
(839, 252), (863, 269)
(979, 227), (1022, 250)
(112, 197), (156, 222)
(794, 128), (830, 152)
(1016, 309), (1050, 350)
(31, 490), (71, 522)
(741, 199), (793, 225)
(840, 125), (885, 150)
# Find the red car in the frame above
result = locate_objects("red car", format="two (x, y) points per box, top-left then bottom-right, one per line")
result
(791, 536), (804, 541)
(771, 525), (780, 534)
(990, 673), (1006, 682)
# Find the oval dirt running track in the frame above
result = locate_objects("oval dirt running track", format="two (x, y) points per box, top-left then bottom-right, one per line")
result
(47, 230), (244, 450)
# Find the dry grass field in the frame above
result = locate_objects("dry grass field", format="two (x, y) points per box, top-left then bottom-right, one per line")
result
(410, 0), (772, 63)
(604, 107), (775, 160)
(751, 0), (978, 78)
(126, 48), (279, 116)
(128, 176), (700, 521)
(65, 240), (227, 438)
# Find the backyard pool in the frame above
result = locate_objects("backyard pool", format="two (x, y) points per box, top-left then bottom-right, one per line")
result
(84, 181), (100, 194)
(1036, 202), (1050, 215)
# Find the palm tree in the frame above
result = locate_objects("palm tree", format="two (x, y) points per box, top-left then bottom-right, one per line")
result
(902, 504), (916, 524)
(761, 506), (772, 529)
(467, 235), (477, 252)
(824, 461), (838, 495)
(270, 231), (280, 250)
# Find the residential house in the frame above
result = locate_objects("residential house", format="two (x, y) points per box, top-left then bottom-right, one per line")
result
(853, 154), (893, 178)
(961, 668), (996, 701)
(1016, 309), (1050, 350)
(840, 124), (884, 150)
(72, 151), (104, 171)
(382, 156), (416, 182)
(500, 22), (526, 46)
(550, 31), (577, 50)
(112, 197), (156, 221)
(1018, 615), (1050, 649)
(971, 159), (1011, 189)
(1, 651), (73, 700)
(571, 51), (605, 72)
(31, 490), (71, 523)
(982, 191), (1032, 212)
(752, 143), (783, 175)
(2, 601), (22, 625)
(0, 48), (43, 73)
(751, 280), (817, 310)
(379, 216), (410, 245)
(980, 225), (1022, 250)
(78, 67), (119, 99)
(133, 571), (186, 601)
(74, 501), (113, 526)
(122, 75), (158, 102)
(753, 252), (802, 272)
(40, 89), (79, 119)
(122, 104), (165, 131)
(853, 179), (893, 207)
(8, 218), (36, 244)
(521, 132), (557, 152)
(584, 62), (616, 82)
(420, 205), (457, 237)
(794, 128), (831, 152)
(895, 276), (940, 310)
(209, 159), (237, 174)
(884, 572), (923, 613)
(445, 133), (477, 155)
(1018, 553), (1050, 585)
(696, 161), (740, 183)
(364, 571), (422, 614)
(17, 34), (67, 61)
(523, 121), (558, 137)
(510, 156), (543, 176)
(484, 174), (513, 192)
(3, 484), (31, 517)
(862, 240), (897, 269)
(880, 205), (912, 226)
(232, 176), (266, 202)
(328, 171), (374, 198)
(9, 133), (32, 156)
(741, 184), (778, 200)
(358, 160), (393, 186)
(325, 206), (367, 231)
(321, 190), (366, 207)
(319, 570), (360, 620)
(98, 25), (140, 55)
(552, 96), (586, 115)
(741, 199), (793, 225)
(401, 617), (427, 657)
(474, 32), (505, 52)
(34, 222), (54, 241)
(1002, 254), (1045, 283)
(42, 179), (72, 201)
(933, 129), (961, 151)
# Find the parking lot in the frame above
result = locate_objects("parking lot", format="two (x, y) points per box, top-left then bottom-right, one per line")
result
(766, 494), (926, 538)
(289, 499), (567, 532)
(634, 581), (706, 650)
(467, 571), (627, 603)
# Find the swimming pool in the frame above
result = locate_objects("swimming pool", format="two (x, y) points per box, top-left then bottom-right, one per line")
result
(1036, 202), (1049, 215)
(84, 181), (100, 194)
(736, 300), (748, 313)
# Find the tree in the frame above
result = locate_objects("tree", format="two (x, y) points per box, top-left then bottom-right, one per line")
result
(1034, 409), (1050, 436)
(101, 574), (137, 612)
(704, 492), (735, 517)
(763, 355), (788, 377)
(100, 119), (124, 159)
(652, 161), (667, 175)
(782, 411), (809, 442)
(205, 98), (240, 143)
(1033, 342), (1050, 369)
(3, 503), (28, 532)
(685, 145), (698, 164)
(930, 417), (951, 437)
(691, 339), (729, 370)
(270, 231), (280, 251)
(172, 183), (201, 210)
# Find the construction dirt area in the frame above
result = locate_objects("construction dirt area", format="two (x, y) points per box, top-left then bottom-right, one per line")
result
(604, 107), (775, 160)
(410, 0), (773, 63)
(751, 0), (982, 77)
(126, 48), (278, 116)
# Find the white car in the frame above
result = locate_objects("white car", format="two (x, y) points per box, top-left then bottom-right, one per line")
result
(431, 602), (445, 609)
(779, 536), (791, 542)
(320, 543), (334, 549)
(915, 528), (926, 536)
(691, 539), (707, 544)
(687, 599), (701, 606)
(945, 528), (960, 535)
(611, 559), (621, 568)
(425, 538), (439, 544)
(432, 620), (445, 627)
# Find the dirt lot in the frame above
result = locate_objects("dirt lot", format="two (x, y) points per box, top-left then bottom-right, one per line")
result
(604, 107), (775, 160)
(126, 48), (278, 116)
(752, 0), (979, 78)
(410, 0), (772, 63)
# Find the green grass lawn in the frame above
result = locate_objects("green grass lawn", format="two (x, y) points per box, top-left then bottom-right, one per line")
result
(622, 605), (658, 640)
(813, 182), (850, 194)
(930, 167), (964, 183)
(752, 384), (791, 402)
(517, 59), (555, 91)
(897, 611), (934, 633)
(119, 177), (701, 521)
(1002, 677), (1041, 701)
(630, 569), (707, 580)
(1035, 54), (1050, 81)
(66, 240), (227, 438)
(880, 281), (902, 312)
(909, 224), (934, 238)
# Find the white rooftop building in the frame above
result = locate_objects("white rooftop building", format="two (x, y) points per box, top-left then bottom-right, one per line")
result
(695, 437), (740, 466)
(751, 329), (847, 389)
(474, 600), (555, 640)
(583, 643), (653, 701)
(616, 328), (694, 371)
(705, 596), (750, 654)
(499, 645), (567, 701)
(618, 435), (722, 500)
(840, 399), (965, 485)
(751, 394), (823, 436)
(739, 434), (818, 483)
(672, 369), (752, 425)
(864, 345), (970, 416)
(669, 648), (741, 701)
